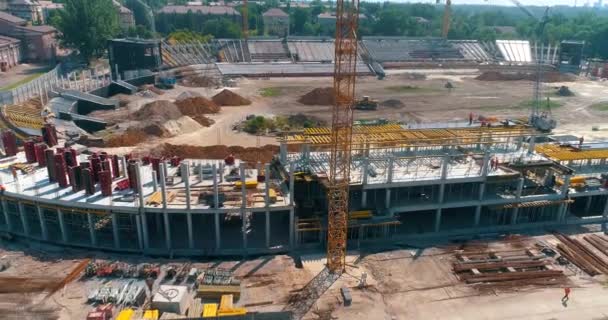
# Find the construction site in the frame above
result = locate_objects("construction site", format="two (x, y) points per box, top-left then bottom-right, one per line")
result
(2, 0), (608, 319)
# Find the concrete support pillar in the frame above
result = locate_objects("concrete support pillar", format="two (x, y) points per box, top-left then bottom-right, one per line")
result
(159, 162), (168, 209)
(474, 183), (485, 226)
(57, 209), (67, 242)
(528, 135), (536, 154)
(87, 213), (97, 246)
(438, 183), (446, 204)
(441, 155), (449, 180)
(2, 198), (12, 232)
(37, 206), (48, 241)
(289, 207), (295, 249)
(181, 163), (191, 210)
(120, 156), (128, 178)
(585, 196), (593, 214)
(152, 171), (158, 191)
(240, 164), (247, 251)
(474, 206), (482, 227)
(265, 211), (270, 248)
(219, 163), (224, 183)
(387, 156), (394, 183)
(302, 144), (310, 165)
(434, 209), (442, 232)
(512, 178), (525, 225)
(163, 211), (171, 250)
(135, 163), (145, 208)
(385, 189), (391, 208)
(362, 159), (369, 185)
(141, 211), (149, 250)
(289, 163), (295, 205)
(361, 191), (367, 208)
(18, 202), (29, 236)
(111, 212), (120, 248)
(280, 143), (287, 164)
(561, 175), (571, 197)
(482, 152), (490, 177)
(198, 163), (203, 182)
(265, 164), (271, 207)
(214, 212), (221, 250)
(213, 164), (219, 209)
(135, 214), (143, 251)
(602, 196), (608, 233)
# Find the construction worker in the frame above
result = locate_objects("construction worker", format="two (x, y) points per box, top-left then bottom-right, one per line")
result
(0, 184), (5, 195)
(579, 136), (585, 148)
(469, 112), (474, 125)
(562, 287), (571, 302)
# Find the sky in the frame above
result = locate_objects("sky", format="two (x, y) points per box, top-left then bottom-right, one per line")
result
(392, 0), (598, 6)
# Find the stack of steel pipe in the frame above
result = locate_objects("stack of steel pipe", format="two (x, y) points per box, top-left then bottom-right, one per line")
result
(90, 153), (101, 182)
(23, 140), (36, 163)
(111, 155), (120, 178)
(69, 166), (84, 192)
(64, 148), (78, 168)
(42, 123), (58, 147)
(34, 143), (47, 167)
(1, 130), (17, 157)
(54, 154), (69, 188)
(45, 149), (56, 182)
(99, 170), (112, 196)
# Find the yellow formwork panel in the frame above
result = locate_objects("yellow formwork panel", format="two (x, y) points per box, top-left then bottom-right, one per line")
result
(536, 145), (608, 161)
(203, 304), (219, 318)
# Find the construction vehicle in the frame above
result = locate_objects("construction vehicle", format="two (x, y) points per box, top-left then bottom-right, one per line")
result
(155, 71), (176, 89)
(355, 96), (378, 110)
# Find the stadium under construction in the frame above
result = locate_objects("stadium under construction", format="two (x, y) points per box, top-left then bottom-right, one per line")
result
(0, 120), (607, 256)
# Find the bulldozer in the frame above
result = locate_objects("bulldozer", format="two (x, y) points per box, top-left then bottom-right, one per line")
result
(355, 96), (378, 111)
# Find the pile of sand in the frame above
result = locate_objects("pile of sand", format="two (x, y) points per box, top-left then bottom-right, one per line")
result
(156, 144), (279, 164)
(175, 97), (220, 115)
(190, 115), (215, 127)
(180, 75), (219, 88)
(133, 100), (183, 122)
(476, 71), (577, 83)
(212, 89), (251, 106)
(380, 99), (405, 108)
(298, 87), (335, 105)
(176, 91), (202, 101)
(105, 129), (148, 147)
(162, 116), (204, 136)
(112, 94), (136, 108)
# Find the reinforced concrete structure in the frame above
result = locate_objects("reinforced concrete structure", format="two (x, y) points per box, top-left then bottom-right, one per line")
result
(1, 122), (608, 256)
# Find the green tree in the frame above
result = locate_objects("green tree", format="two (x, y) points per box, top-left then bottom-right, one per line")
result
(52, 0), (120, 61)
(291, 8), (310, 35)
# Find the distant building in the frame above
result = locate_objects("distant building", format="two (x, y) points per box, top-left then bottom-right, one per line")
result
(0, 11), (57, 62)
(113, 0), (135, 29)
(8, 0), (44, 24)
(0, 0), (8, 11)
(156, 5), (241, 34)
(158, 5), (240, 20)
(317, 12), (366, 27)
(0, 35), (21, 70)
(263, 8), (289, 37)
(38, 1), (63, 23)
(279, 2), (310, 9)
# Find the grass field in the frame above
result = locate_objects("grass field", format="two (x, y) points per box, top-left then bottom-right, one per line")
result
(259, 87), (282, 97)
(385, 85), (441, 93)
(0, 73), (45, 91)
(591, 102), (608, 111)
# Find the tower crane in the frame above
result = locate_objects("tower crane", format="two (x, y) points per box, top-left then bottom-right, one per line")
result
(326, 0), (361, 272)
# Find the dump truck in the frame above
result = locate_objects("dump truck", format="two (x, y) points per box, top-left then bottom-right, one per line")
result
(355, 96), (378, 110)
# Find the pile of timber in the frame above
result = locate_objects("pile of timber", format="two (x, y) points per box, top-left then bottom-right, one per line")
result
(453, 248), (564, 284)
(554, 233), (608, 276)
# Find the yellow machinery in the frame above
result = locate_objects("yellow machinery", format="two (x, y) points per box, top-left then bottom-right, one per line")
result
(235, 180), (258, 189)
(202, 295), (247, 318)
(116, 309), (134, 320)
(143, 310), (159, 320)
(203, 304), (219, 318)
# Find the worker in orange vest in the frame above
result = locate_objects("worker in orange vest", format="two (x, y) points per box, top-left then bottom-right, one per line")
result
(562, 287), (571, 302)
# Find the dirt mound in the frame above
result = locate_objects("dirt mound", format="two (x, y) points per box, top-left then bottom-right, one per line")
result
(162, 116), (204, 136)
(142, 123), (171, 137)
(191, 115), (215, 127)
(156, 144), (279, 164)
(133, 100), (182, 122)
(298, 87), (335, 105)
(212, 89), (252, 106)
(176, 91), (202, 101)
(476, 71), (577, 83)
(180, 75), (219, 88)
(105, 129), (148, 147)
(175, 97), (220, 115)
(112, 94), (135, 108)
(380, 99), (405, 108)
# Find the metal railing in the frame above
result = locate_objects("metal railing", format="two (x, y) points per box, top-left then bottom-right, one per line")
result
(0, 64), (61, 106)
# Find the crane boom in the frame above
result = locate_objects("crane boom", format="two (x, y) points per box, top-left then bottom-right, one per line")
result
(442, 0), (451, 39)
(327, 0), (360, 272)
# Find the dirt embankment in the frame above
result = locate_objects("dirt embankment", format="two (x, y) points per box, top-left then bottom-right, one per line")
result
(179, 75), (219, 88)
(476, 71), (577, 82)
(155, 144), (280, 164)
(212, 89), (252, 106)
(298, 87), (335, 105)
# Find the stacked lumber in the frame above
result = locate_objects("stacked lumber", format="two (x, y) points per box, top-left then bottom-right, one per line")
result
(554, 233), (608, 276)
(584, 234), (608, 258)
(453, 248), (564, 285)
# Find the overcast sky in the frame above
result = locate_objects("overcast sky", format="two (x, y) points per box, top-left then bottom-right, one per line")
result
(389, 0), (595, 6)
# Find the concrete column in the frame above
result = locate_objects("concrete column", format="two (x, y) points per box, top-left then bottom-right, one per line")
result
(362, 159), (369, 185)
(528, 135), (536, 154)
(512, 178), (525, 225)
(57, 209), (67, 242)
(602, 197), (608, 233)
(1, 199), (11, 232)
(265, 211), (270, 248)
(186, 212), (194, 249)
(152, 171), (158, 191)
(111, 212), (120, 248)
(434, 209), (442, 232)
(474, 206), (482, 226)
(438, 183), (446, 204)
(265, 164), (271, 207)
(279, 143), (287, 164)
(37, 206), (48, 241)
(198, 163), (203, 182)
(387, 156), (394, 183)
(585, 196), (593, 214)
(159, 162), (168, 209)
(163, 211), (171, 250)
(181, 163), (192, 210)
(289, 207), (295, 248)
(141, 211), (149, 250)
(135, 214), (143, 251)
(289, 163), (295, 205)
(213, 164), (219, 208)
(302, 144), (310, 165)
(240, 165), (247, 251)
(481, 152), (490, 177)
(87, 213), (97, 246)
(361, 191), (367, 208)
(219, 163), (224, 183)
(120, 156), (128, 178)
(561, 175), (571, 197)
(441, 155), (449, 180)
(18, 202), (30, 236)
(385, 189), (391, 208)
(215, 212), (221, 250)
(135, 163), (145, 208)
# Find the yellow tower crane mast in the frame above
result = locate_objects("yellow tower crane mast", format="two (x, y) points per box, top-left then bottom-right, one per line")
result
(326, 0), (361, 272)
